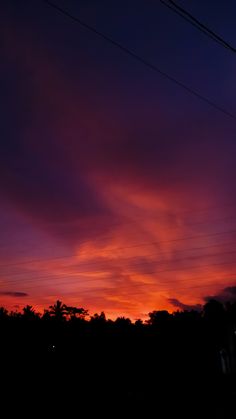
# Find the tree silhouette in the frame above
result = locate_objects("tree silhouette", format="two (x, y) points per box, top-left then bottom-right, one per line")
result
(42, 309), (51, 321)
(0, 307), (8, 320)
(49, 300), (67, 321)
(90, 311), (106, 324)
(147, 310), (171, 327)
(0, 294), (234, 418)
(115, 316), (132, 326)
(9, 310), (22, 319)
(22, 305), (40, 320)
(64, 305), (89, 320)
(134, 319), (143, 327)
(203, 299), (225, 323)
(203, 299), (227, 351)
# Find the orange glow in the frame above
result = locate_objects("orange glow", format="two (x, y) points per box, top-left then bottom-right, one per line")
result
(1, 183), (236, 319)
(1, 21), (236, 319)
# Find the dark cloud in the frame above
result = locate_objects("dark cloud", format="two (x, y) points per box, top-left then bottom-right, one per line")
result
(224, 286), (236, 296)
(168, 298), (202, 312)
(0, 23), (117, 247)
(0, 291), (28, 297)
(169, 286), (236, 312)
(204, 285), (236, 304)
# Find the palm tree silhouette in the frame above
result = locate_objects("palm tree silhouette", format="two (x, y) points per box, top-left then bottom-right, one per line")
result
(49, 300), (67, 321)
(22, 305), (39, 320)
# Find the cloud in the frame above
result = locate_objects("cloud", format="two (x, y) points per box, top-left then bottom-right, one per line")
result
(1, 7), (236, 319)
(1, 19), (236, 252)
(169, 286), (236, 312)
(0, 24), (116, 247)
(204, 285), (236, 303)
(0, 292), (28, 297)
(168, 298), (202, 312)
(224, 286), (236, 296)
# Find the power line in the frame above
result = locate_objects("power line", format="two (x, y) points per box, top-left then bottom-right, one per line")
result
(107, 229), (236, 251)
(1, 229), (236, 270)
(1, 211), (236, 262)
(2, 211), (236, 246)
(1, 269), (236, 299)
(2, 202), (236, 254)
(160, 0), (236, 53)
(0, 265), (235, 297)
(3, 246), (236, 279)
(0, 239), (235, 270)
(42, 0), (235, 120)
(3, 254), (236, 288)
(3, 276), (234, 295)
(1, 212), (235, 267)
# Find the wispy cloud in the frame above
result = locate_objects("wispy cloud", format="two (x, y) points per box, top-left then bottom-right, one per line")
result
(168, 298), (202, 311)
(0, 291), (28, 297)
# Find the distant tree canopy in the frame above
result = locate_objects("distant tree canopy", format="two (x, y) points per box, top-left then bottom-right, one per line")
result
(0, 307), (8, 319)
(22, 305), (40, 320)
(147, 310), (171, 326)
(0, 298), (235, 381)
(0, 299), (236, 325)
(90, 311), (106, 324)
(0, 297), (236, 336)
(203, 299), (226, 322)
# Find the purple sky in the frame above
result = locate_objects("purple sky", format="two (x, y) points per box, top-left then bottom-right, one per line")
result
(1, 0), (236, 318)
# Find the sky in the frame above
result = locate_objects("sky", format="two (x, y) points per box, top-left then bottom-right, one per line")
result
(1, 0), (236, 319)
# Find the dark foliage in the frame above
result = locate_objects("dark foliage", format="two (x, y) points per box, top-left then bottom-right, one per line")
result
(0, 299), (235, 417)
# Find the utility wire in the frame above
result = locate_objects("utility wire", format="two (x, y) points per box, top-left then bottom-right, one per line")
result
(160, 0), (236, 53)
(1, 271), (236, 300)
(2, 202), (236, 254)
(3, 256), (236, 288)
(2, 263), (236, 290)
(3, 247), (236, 277)
(3, 276), (233, 295)
(0, 204), (236, 262)
(42, 0), (235, 120)
(0, 240), (235, 270)
(2, 229), (236, 270)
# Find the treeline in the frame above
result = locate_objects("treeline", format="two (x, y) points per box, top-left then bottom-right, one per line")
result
(1, 298), (236, 376)
(0, 299), (236, 416)
(1, 297), (236, 324)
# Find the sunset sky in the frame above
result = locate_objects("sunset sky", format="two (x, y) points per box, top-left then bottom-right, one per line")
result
(1, 0), (236, 319)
